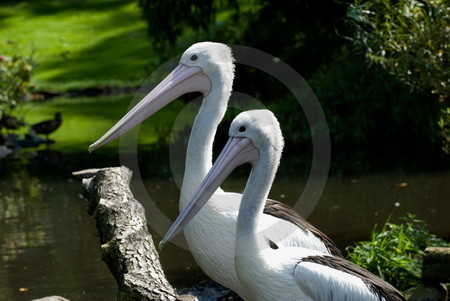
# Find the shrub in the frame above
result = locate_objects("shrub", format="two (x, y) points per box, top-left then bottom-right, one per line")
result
(438, 108), (450, 153)
(346, 0), (450, 152)
(0, 44), (36, 113)
(346, 214), (449, 292)
(346, 0), (450, 101)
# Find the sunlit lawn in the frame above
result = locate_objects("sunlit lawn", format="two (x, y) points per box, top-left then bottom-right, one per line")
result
(15, 94), (187, 152)
(0, 0), (153, 91)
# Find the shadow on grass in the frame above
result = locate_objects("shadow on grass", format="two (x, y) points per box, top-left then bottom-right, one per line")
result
(3, 0), (133, 16)
(41, 27), (153, 83)
(0, 0), (137, 29)
(0, 1), (21, 28)
(33, 0), (156, 84)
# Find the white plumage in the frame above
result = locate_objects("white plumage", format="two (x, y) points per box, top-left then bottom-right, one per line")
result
(91, 42), (342, 298)
(169, 110), (405, 301)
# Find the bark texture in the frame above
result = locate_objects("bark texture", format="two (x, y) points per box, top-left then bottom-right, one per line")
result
(73, 166), (197, 301)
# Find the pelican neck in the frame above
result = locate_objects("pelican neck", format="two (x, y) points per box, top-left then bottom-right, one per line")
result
(180, 86), (230, 209)
(236, 153), (278, 252)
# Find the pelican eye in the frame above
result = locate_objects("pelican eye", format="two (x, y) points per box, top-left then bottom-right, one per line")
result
(238, 126), (247, 133)
(268, 239), (279, 250)
(190, 54), (199, 62)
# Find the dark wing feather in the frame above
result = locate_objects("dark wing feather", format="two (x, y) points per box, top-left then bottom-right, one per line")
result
(263, 199), (343, 258)
(301, 255), (406, 301)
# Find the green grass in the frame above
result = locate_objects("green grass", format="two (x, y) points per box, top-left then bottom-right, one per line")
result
(0, 0), (154, 91)
(14, 94), (186, 152)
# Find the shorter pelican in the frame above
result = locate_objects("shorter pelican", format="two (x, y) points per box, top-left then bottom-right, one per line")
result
(162, 110), (405, 301)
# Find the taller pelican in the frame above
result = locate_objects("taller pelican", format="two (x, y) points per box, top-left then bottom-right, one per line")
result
(90, 42), (341, 297)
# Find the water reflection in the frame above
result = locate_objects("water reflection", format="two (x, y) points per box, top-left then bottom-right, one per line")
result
(0, 169), (44, 263)
(0, 165), (117, 300)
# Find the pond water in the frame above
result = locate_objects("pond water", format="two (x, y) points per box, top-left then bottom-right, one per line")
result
(0, 95), (449, 300)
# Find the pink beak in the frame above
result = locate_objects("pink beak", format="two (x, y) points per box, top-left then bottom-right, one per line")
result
(89, 64), (211, 152)
(159, 136), (259, 247)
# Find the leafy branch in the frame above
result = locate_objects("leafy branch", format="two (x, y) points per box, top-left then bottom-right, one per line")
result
(0, 42), (36, 114)
(346, 0), (449, 101)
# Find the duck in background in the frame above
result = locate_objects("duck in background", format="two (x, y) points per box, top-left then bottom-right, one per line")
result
(30, 112), (62, 142)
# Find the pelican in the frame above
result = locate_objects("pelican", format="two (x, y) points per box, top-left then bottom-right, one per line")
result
(163, 110), (405, 301)
(90, 42), (341, 297)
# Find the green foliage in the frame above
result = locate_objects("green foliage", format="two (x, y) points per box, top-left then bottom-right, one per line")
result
(346, 0), (450, 153)
(347, 214), (449, 292)
(438, 107), (450, 153)
(272, 46), (439, 147)
(0, 44), (36, 113)
(137, 0), (348, 75)
(137, 0), (238, 49)
(346, 0), (450, 101)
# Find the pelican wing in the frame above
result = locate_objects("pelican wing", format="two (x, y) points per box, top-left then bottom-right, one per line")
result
(264, 199), (343, 257)
(294, 255), (405, 301)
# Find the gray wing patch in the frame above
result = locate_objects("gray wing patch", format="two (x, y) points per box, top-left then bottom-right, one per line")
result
(300, 255), (405, 301)
(263, 199), (343, 257)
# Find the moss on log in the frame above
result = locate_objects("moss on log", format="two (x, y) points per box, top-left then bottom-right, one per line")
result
(422, 247), (450, 283)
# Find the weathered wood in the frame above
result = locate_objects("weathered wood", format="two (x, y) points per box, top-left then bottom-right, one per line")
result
(73, 166), (197, 301)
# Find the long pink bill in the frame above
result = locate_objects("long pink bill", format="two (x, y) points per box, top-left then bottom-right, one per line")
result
(159, 137), (259, 248)
(89, 64), (211, 152)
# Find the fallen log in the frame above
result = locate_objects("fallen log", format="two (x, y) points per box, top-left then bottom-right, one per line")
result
(72, 166), (197, 301)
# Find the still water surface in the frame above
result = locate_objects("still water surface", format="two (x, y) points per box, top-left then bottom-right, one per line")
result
(1, 156), (449, 300)
(0, 96), (449, 300)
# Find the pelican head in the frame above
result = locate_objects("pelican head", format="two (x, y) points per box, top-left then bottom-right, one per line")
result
(89, 42), (234, 152)
(160, 109), (284, 246)
(181, 42), (235, 84)
(228, 110), (284, 164)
